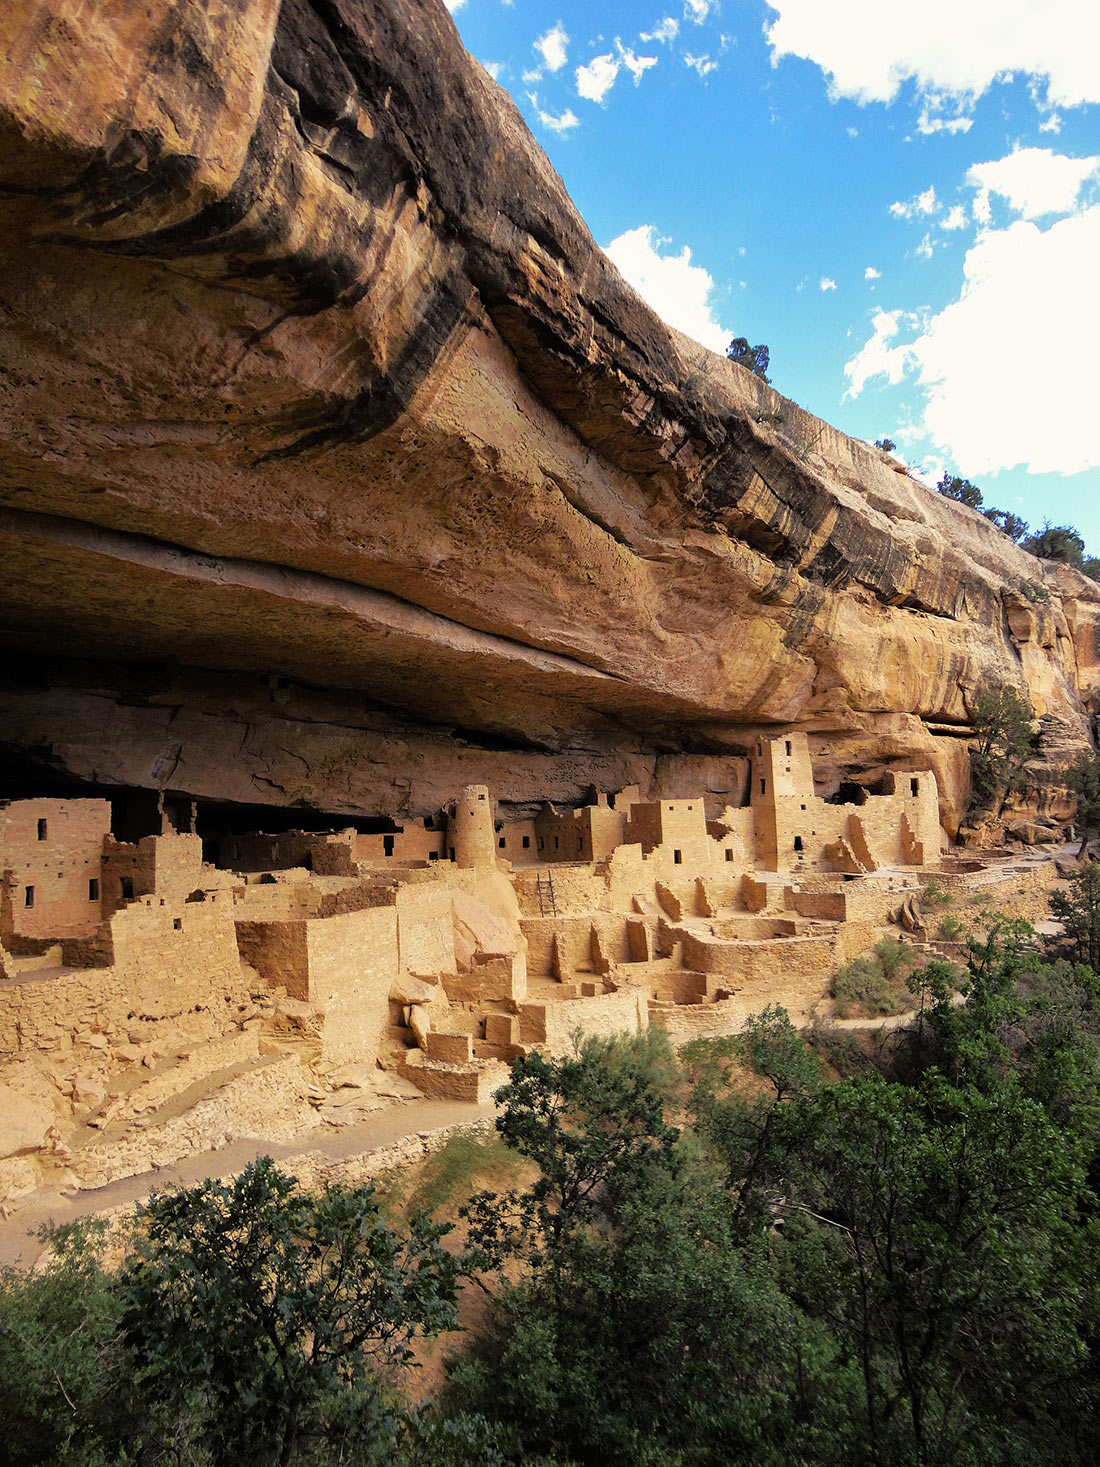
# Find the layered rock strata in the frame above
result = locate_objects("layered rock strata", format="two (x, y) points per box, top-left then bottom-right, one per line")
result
(0, 0), (1097, 835)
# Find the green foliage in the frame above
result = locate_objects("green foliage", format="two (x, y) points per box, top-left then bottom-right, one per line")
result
(1050, 862), (1100, 973)
(1065, 750), (1100, 855)
(1022, 520), (1087, 567)
(803, 1016), (875, 1077)
(832, 942), (919, 1018)
(755, 407), (786, 426)
(120, 1157), (461, 1466)
(935, 913), (964, 941)
(874, 437), (896, 452)
(726, 336), (771, 382)
(937, 473), (983, 508)
(921, 876), (953, 906)
(983, 507), (1030, 541)
(968, 683), (1036, 816)
(874, 935), (916, 981)
(0, 1221), (128, 1467)
(401, 1132), (522, 1219)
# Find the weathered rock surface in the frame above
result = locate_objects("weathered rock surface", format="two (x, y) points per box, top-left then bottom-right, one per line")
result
(1, 0), (1098, 834)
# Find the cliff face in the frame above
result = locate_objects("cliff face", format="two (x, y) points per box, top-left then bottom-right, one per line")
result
(1, 0), (1097, 836)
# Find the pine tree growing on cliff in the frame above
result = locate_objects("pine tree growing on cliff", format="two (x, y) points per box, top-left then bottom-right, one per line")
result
(968, 685), (1036, 817)
(937, 474), (983, 509)
(1065, 751), (1100, 857)
(726, 337), (771, 383)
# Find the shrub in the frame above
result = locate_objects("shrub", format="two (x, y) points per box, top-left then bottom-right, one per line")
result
(832, 958), (904, 1019)
(936, 915), (965, 942)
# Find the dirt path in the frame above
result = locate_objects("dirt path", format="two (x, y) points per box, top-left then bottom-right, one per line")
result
(0, 1096), (497, 1267)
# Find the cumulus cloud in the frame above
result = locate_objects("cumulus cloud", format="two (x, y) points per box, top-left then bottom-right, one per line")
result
(604, 224), (731, 353)
(536, 104), (580, 135)
(820, 276), (837, 291)
(845, 207), (1100, 475)
(967, 146), (1100, 219)
(865, 266), (881, 279)
(763, 0), (1100, 110)
(443, 0), (466, 11)
(576, 40), (657, 102)
(889, 186), (938, 219)
(480, 60), (503, 81)
(940, 204), (968, 230)
(577, 52), (620, 102)
(684, 0), (712, 21)
(916, 109), (972, 135)
(535, 22), (569, 73)
(684, 53), (718, 77)
(642, 17), (679, 43)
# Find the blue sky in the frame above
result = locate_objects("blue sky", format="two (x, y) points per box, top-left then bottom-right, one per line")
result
(445, 0), (1100, 552)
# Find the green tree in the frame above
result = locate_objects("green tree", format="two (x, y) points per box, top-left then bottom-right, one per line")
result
(982, 507), (1029, 542)
(0, 1221), (128, 1467)
(968, 684), (1036, 815)
(119, 1157), (461, 1467)
(937, 474), (983, 509)
(1065, 750), (1100, 856)
(874, 438), (896, 452)
(726, 336), (771, 382)
(1050, 863), (1100, 973)
(1022, 521), (1087, 567)
(782, 1070), (1095, 1466)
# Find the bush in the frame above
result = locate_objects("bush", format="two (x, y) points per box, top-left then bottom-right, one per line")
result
(832, 958), (905, 1019)
(936, 914), (965, 942)
(923, 877), (953, 906)
(803, 1017), (873, 1077)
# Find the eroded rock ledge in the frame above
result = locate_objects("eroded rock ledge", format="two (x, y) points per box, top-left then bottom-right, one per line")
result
(0, 0), (1098, 838)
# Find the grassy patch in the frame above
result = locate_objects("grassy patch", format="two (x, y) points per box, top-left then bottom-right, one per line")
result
(387, 1131), (528, 1221)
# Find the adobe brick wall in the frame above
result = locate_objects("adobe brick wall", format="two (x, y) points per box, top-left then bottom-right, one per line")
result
(0, 798), (110, 945)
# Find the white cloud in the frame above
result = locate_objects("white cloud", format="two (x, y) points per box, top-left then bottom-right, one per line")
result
(845, 208), (1100, 475)
(604, 224), (731, 353)
(443, 0), (466, 11)
(889, 185), (938, 219)
(763, 0), (1100, 110)
(641, 17), (679, 43)
(864, 265), (881, 279)
(536, 104), (580, 134)
(684, 53), (718, 78)
(619, 43), (658, 84)
(522, 67), (542, 83)
(577, 52), (620, 102)
(577, 40), (656, 101)
(1040, 112), (1062, 133)
(967, 146), (1100, 219)
(915, 232), (936, 258)
(844, 309), (916, 397)
(916, 109), (972, 135)
(940, 204), (968, 230)
(535, 22), (569, 73)
(481, 60), (503, 81)
(820, 276), (837, 291)
(684, 0), (712, 21)
(846, 125), (859, 138)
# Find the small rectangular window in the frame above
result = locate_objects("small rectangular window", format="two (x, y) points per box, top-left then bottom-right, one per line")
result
(88, 878), (99, 901)
(554, 836), (559, 850)
(383, 835), (394, 857)
(794, 836), (803, 852)
(911, 778), (920, 796)
(24, 885), (34, 908)
(498, 836), (506, 849)
(120, 876), (134, 900)
(673, 849), (682, 865)
(478, 793), (486, 801)
(173, 917), (182, 931)
(760, 778), (766, 795)
(449, 847), (456, 862)
(725, 849), (734, 862)
(37, 818), (47, 840)
(429, 851), (439, 861)
(785, 740), (792, 756)
(522, 835), (531, 849)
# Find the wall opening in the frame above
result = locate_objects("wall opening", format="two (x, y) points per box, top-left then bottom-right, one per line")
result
(759, 778), (766, 795)
(120, 876), (134, 900)
(785, 740), (792, 756)
(522, 835), (531, 849)
(449, 847), (456, 862)
(88, 878), (99, 901)
(673, 849), (682, 865)
(24, 884), (34, 907)
(36, 818), (47, 841)
(725, 849), (734, 862)
(498, 836), (506, 849)
(383, 835), (394, 857)
(173, 917), (182, 930)
(793, 836), (803, 852)
(910, 777), (920, 796)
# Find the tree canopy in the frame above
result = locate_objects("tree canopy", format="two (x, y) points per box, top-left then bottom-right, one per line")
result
(725, 337), (770, 382)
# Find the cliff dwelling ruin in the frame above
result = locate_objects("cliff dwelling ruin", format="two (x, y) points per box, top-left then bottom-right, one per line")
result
(0, 735), (1063, 1206)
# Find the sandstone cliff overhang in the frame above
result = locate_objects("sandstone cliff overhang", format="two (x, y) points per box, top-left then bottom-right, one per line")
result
(0, 0), (1097, 830)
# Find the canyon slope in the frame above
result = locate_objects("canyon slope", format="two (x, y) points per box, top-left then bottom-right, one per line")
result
(0, 0), (1096, 837)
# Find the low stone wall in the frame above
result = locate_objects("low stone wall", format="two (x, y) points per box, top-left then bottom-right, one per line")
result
(519, 985), (648, 1048)
(679, 930), (836, 986)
